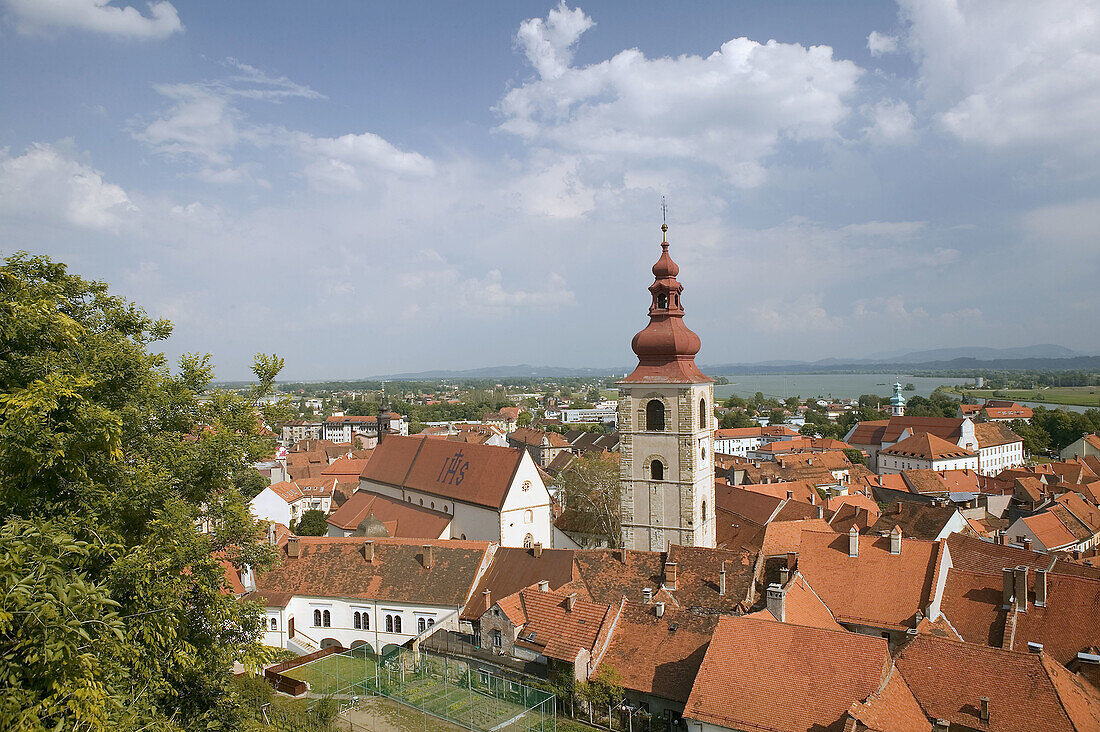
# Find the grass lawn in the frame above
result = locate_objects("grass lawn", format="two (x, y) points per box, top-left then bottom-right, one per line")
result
(282, 653), (379, 695)
(958, 387), (1100, 408)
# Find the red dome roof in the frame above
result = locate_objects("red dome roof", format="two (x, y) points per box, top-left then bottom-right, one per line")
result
(621, 230), (711, 385)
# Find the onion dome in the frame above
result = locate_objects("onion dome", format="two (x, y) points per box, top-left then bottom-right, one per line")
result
(621, 225), (712, 384)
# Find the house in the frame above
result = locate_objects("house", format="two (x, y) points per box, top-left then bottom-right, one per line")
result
(866, 501), (969, 541)
(358, 435), (553, 548)
(877, 433), (979, 474)
(250, 477), (337, 527)
(476, 583), (621, 681)
(981, 402), (1033, 422)
(683, 615), (929, 732)
(323, 413), (408, 444)
(244, 536), (492, 655)
(594, 601), (719, 728)
(713, 425), (799, 457)
(845, 416), (980, 470)
(973, 422), (1026, 474)
(894, 634), (1100, 732)
(507, 427), (571, 468)
(281, 420), (323, 444)
(1006, 492), (1100, 552)
(796, 528), (947, 645)
(483, 411), (519, 433)
(1063, 433), (1100, 461)
(747, 437), (855, 461)
(324, 490), (452, 539)
(461, 545), (577, 632)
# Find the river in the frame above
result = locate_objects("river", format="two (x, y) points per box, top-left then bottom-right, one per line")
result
(713, 375), (971, 402)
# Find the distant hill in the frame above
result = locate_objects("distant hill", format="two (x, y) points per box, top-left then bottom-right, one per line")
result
(871, 344), (1081, 363)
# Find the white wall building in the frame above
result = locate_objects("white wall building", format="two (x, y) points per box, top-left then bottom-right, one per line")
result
(359, 435), (553, 548)
(877, 433), (979, 475)
(323, 414), (409, 444)
(250, 478), (337, 527)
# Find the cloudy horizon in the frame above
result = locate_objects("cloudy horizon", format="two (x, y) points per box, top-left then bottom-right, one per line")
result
(2, 0), (1098, 380)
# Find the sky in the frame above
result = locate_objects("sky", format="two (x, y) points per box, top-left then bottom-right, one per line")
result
(1, 0), (1099, 380)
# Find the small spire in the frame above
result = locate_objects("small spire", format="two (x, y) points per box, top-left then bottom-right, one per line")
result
(661, 196), (668, 243)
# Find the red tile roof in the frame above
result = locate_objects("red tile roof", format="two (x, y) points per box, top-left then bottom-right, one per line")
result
(503, 585), (618, 663)
(684, 615), (893, 732)
(1024, 511), (1080, 550)
(321, 456), (372, 481)
(880, 432), (977, 461)
(360, 435), (527, 509)
(268, 477), (336, 502)
(760, 519), (835, 558)
(797, 531), (940, 630)
(596, 602), (717, 703)
(745, 573), (845, 631)
(894, 634), (1100, 732)
(461, 546), (577, 621)
(324, 490), (451, 538)
(974, 421), (1024, 448)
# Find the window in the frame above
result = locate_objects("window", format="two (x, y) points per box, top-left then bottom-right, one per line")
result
(313, 609), (322, 627)
(650, 459), (664, 481)
(385, 615), (393, 632)
(427, 618), (434, 628)
(269, 617), (277, 631)
(699, 398), (707, 429)
(523, 533), (534, 548)
(353, 611), (368, 630)
(431, 501), (435, 509)
(322, 610), (331, 628)
(657, 293), (668, 309)
(523, 509), (533, 524)
(418, 617), (426, 633)
(394, 616), (401, 633)
(646, 400), (665, 431)
(701, 500), (707, 523)
(492, 630), (502, 648)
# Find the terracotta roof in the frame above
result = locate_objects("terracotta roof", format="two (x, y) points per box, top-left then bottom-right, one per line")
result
(760, 519), (835, 558)
(715, 426), (768, 439)
(715, 484), (783, 525)
(1024, 511), (1080, 550)
(846, 666), (931, 732)
(847, 419), (890, 447)
(975, 421), (1024, 448)
(880, 432), (977, 461)
(828, 503), (877, 534)
(740, 479), (821, 505)
(325, 490), (451, 538)
(714, 506), (766, 553)
(360, 435), (528, 509)
(596, 602), (717, 703)
(504, 586), (616, 663)
(868, 502), (958, 541)
(746, 573), (844, 631)
(894, 634), (1100, 732)
(250, 537), (490, 607)
(775, 451), (852, 471)
(826, 492), (881, 523)
(508, 427), (569, 448)
(900, 469), (950, 494)
(797, 531), (940, 630)
(322, 456), (372, 481)
(461, 546), (577, 621)
(267, 477), (336, 503)
(944, 533), (1100, 579)
(684, 614), (893, 732)
(571, 546), (753, 612)
(1057, 492), (1100, 534)
(983, 405), (1034, 420)
(325, 414), (399, 424)
(959, 404), (984, 415)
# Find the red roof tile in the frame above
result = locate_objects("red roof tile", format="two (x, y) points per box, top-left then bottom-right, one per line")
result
(880, 432), (976, 461)
(324, 490), (451, 538)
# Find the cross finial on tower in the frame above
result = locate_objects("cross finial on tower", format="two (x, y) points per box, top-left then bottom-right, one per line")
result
(661, 196), (668, 242)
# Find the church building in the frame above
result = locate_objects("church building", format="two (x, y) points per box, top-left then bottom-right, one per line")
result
(618, 224), (716, 550)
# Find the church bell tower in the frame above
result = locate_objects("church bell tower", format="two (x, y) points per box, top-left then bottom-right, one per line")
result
(618, 224), (715, 550)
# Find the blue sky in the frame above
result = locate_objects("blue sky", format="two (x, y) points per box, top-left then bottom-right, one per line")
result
(2, 0), (1098, 379)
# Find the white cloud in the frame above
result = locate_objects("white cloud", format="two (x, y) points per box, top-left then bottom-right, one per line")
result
(0, 142), (136, 231)
(862, 99), (916, 143)
(296, 131), (436, 190)
(1021, 196), (1100, 256)
(749, 294), (843, 333)
(497, 4), (862, 186)
(899, 0), (1100, 150)
(136, 84), (247, 165)
(515, 0), (595, 80)
(3, 0), (182, 39)
(867, 30), (899, 56)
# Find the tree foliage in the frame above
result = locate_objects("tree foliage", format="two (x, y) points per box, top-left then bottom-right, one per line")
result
(293, 509), (329, 536)
(0, 253), (277, 730)
(556, 452), (621, 548)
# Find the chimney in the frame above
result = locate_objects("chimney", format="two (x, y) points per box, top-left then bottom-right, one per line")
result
(934, 720), (949, 732)
(363, 540), (375, 563)
(779, 566), (789, 585)
(287, 536), (301, 558)
(532, 542), (543, 558)
(786, 551), (797, 570)
(1014, 565), (1029, 610)
(786, 489), (793, 500)
(482, 589), (491, 609)
(980, 697), (990, 722)
(997, 530), (1007, 546)
(1002, 568), (1014, 608)
(1035, 568), (1047, 607)
(655, 602), (665, 618)
(538, 580), (550, 592)
(895, 501), (903, 515)
(664, 561), (678, 590)
(816, 506), (824, 519)
(1022, 537), (1032, 551)
(565, 592), (577, 612)
(848, 527), (859, 558)
(766, 583), (786, 622)
(719, 563), (727, 596)
(890, 526), (902, 555)
(643, 587), (653, 603)
(422, 545), (434, 570)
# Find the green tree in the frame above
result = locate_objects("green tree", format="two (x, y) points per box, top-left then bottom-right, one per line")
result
(294, 509), (329, 536)
(0, 253), (276, 730)
(1010, 418), (1051, 456)
(719, 410), (756, 429)
(768, 409), (787, 425)
(723, 395), (747, 409)
(556, 453), (621, 548)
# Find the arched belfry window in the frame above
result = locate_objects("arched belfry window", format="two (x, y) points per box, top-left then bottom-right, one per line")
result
(657, 293), (668, 309)
(650, 459), (664, 481)
(646, 399), (665, 432)
(699, 398), (707, 429)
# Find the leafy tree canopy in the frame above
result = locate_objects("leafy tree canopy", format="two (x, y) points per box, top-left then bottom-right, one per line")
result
(293, 509), (329, 536)
(0, 253), (278, 730)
